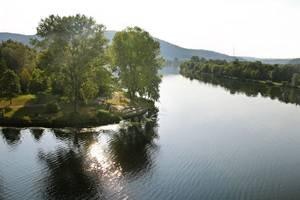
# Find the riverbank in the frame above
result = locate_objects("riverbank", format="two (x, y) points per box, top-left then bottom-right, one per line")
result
(0, 93), (153, 128)
(180, 68), (300, 90)
(182, 71), (286, 87)
(180, 57), (300, 89)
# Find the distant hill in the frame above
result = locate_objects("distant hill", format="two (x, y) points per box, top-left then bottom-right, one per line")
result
(0, 32), (34, 45)
(0, 31), (234, 61)
(240, 56), (292, 65)
(105, 31), (233, 61)
(0, 32), (296, 64)
(289, 58), (300, 65)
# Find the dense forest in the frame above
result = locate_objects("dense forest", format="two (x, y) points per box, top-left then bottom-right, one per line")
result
(180, 56), (300, 87)
(0, 14), (162, 127)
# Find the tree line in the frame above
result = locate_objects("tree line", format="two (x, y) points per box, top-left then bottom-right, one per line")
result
(0, 14), (162, 112)
(180, 56), (300, 87)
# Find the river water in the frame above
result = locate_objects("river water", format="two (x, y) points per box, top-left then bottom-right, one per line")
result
(1, 72), (300, 200)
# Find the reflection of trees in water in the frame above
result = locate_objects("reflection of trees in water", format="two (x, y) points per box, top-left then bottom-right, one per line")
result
(30, 128), (44, 141)
(193, 74), (300, 105)
(52, 129), (96, 149)
(38, 148), (106, 200)
(39, 129), (106, 200)
(50, 108), (159, 177)
(1, 128), (21, 147)
(109, 109), (159, 175)
(39, 109), (159, 199)
(0, 177), (3, 200)
(0, 175), (9, 200)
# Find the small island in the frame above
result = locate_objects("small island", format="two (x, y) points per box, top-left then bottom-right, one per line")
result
(0, 15), (162, 128)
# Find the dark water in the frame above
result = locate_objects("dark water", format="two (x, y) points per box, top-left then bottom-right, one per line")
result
(2, 74), (300, 200)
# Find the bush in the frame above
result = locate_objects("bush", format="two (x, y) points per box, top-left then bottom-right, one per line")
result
(3, 107), (12, 113)
(96, 109), (120, 124)
(45, 102), (60, 113)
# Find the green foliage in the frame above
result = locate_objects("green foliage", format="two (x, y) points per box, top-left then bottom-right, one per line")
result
(180, 57), (300, 87)
(0, 16), (164, 127)
(111, 27), (162, 101)
(34, 14), (110, 112)
(29, 68), (49, 93)
(96, 109), (120, 124)
(291, 73), (300, 87)
(0, 69), (21, 104)
(0, 40), (37, 92)
(45, 102), (60, 114)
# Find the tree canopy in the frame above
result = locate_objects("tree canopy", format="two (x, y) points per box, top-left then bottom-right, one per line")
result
(34, 14), (111, 112)
(111, 27), (162, 101)
(0, 69), (21, 104)
(0, 15), (163, 120)
(0, 40), (37, 92)
(180, 57), (300, 87)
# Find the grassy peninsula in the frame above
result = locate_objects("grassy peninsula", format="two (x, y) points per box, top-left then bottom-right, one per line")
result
(0, 15), (162, 127)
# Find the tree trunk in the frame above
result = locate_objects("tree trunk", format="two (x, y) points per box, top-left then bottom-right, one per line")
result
(73, 76), (79, 113)
(10, 98), (12, 105)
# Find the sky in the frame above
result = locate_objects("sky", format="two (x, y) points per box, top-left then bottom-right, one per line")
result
(0, 0), (299, 58)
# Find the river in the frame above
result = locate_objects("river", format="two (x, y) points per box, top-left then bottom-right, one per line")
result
(1, 72), (300, 200)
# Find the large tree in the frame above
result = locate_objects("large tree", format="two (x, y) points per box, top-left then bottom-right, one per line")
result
(111, 27), (162, 101)
(0, 69), (21, 105)
(34, 14), (109, 112)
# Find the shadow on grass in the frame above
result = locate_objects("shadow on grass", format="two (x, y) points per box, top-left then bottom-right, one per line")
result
(1, 93), (138, 127)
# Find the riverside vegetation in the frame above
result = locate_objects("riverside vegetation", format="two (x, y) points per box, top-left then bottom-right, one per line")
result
(0, 14), (162, 127)
(180, 56), (300, 88)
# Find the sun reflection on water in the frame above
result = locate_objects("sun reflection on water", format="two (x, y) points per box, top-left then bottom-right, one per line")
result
(88, 134), (128, 199)
(89, 142), (122, 179)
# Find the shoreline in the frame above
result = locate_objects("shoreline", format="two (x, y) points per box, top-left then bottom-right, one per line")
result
(0, 107), (150, 129)
(181, 71), (300, 89)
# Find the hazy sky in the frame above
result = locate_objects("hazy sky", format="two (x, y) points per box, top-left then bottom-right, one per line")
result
(0, 0), (299, 58)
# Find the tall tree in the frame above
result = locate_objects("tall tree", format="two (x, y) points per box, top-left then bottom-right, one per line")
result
(34, 14), (109, 112)
(0, 69), (21, 105)
(111, 27), (162, 101)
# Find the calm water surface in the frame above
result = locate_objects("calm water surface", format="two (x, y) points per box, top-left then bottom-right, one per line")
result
(1, 74), (300, 200)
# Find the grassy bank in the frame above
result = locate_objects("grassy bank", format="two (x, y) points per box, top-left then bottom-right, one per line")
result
(0, 93), (153, 128)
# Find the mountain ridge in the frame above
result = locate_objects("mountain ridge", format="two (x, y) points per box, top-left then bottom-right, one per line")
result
(0, 31), (297, 64)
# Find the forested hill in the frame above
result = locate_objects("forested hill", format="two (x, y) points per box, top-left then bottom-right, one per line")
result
(289, 58), (300, 65)
(0, 32), (33, 45)
(0, 31), (297, 64)
(84, 30), (233, 61)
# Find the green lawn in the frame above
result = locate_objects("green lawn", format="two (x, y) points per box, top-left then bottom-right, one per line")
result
(0, 94), (37, 108)
(0, 92), (152, 127)
(0, 93), (123, 127)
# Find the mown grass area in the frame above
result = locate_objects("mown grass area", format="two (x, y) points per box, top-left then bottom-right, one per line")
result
(0, 92), (152, 128)
(0, 94), (36, 108)
(0, 94), (60, 118)
(0, 94), (120, 127)
(106, 91), (130, 106)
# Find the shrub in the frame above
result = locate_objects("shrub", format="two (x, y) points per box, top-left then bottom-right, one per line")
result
(22, 116), (32, 122)
(45, 102), (60, 113)
(96, 109), (120, 124)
